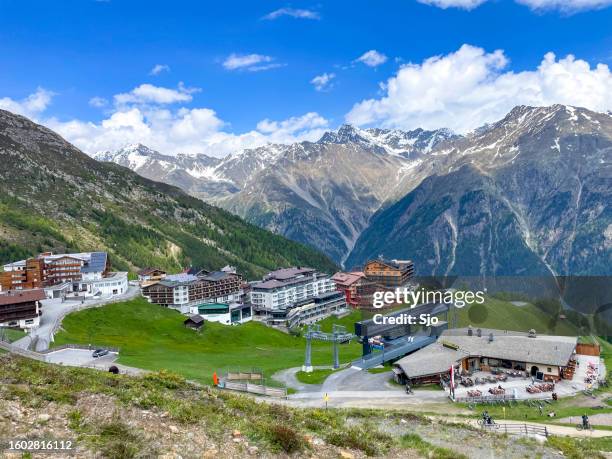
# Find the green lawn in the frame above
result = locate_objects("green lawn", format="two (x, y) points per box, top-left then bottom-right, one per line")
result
(453, 296), (579, 335)
(319, 296), (580, 337)
(53, 297), (362, 385)
(0, 327), (26, 343)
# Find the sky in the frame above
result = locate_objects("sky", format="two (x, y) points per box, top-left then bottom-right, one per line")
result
(1, 0), (612, 157)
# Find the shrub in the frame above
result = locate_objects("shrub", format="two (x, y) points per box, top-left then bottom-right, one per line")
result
(268, 424), (304, 453)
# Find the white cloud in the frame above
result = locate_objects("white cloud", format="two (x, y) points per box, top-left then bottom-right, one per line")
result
(418, 0), (612, 11)
(346, 44), (612, 133)
(149, 64), (170, 75)
(113, 83), (200, 106)
(45, 106), (328, 157)
(355, 50), (388, 67)
(222, 53), (283, 72)
(517, 0), (612, 12)
(0, 87), (54, 119)
(89, 96), (108, 108)
(256, 112), (329, 143)
(417, 0), (486, 9)
(263, 7), (320, 20)
(0, 83), (327, 158)
(310, 73), (336, 91)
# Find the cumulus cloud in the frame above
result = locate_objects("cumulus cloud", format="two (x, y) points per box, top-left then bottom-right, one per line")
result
(45, 106), (328, 157)
(149, 64), (170, 75)
(517, 0), (612, 12)
(310, 73), (336, 91)
(355, 50), (388, 67)
(113, 83), (200, 106)
(256, 112), (329, 142)
(263, 7), (320, 20)
(222, 53), (283, 72)
(418, 0), (612, 12)
(89, 96), (108, 108)
(0, 83), (327, 158)
(417, 0), (486, 9)
(346, 44), (612, 133)
(0, 87), (55, 119)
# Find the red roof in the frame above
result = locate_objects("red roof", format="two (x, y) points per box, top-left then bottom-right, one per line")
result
(0, 289), (46, 305)
(332, 271), (365, 287)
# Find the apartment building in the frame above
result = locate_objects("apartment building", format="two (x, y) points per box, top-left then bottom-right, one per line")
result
(331, 271), (365, 307)
(1, 252), (127, 298)
(250, 267), (346, 327)
(0, 289), (45, 329)
(141, 271), (244, 313)
(363, 259), (414, 288)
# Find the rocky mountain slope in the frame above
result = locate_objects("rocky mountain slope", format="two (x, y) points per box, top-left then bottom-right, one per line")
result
(97, 105), (611, 276)
(0, 109), (337, 278)
(99, 126), (453, 263)
(346, 105), (612, 276)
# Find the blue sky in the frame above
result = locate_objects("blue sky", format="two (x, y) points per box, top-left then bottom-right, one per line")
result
(1, 0), (612, 156)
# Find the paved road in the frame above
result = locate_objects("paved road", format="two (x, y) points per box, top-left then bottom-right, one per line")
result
(321, 366), (400, 392)
(12, 285), (140, 351)
(43, 348), (146, 376)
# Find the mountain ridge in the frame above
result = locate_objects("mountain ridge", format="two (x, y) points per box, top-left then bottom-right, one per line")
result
(95, 104), (612, 275)
(0, 109), (338, 278)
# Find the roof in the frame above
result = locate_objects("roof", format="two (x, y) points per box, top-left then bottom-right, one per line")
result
(332, 271), (365, 286)
(254, 267), (323, 290)
(365, 259), (413, 271)
(185, 266), (209, 276)
(395, 342), (467, 378)
(440, 328), (577, 367)
(200, 271), (234, 282)
(138, 267), (166, 276)
(163, 273), (199, 284)
(395, 328), (578, 378)
(80, 252), (108, 273)
(264, 267), (315, 281)
(0, 289), (46, 305)
(184, 315), (205, 324)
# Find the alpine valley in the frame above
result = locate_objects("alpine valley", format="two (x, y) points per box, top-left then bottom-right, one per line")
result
(98, 105), (612, 277)
(0, 109), (337, 278)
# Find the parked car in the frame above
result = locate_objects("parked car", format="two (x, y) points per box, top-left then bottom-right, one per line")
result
(92, 349), (109, 358)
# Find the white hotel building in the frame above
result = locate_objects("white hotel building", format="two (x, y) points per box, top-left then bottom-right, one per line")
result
(249, 267), (335, 310)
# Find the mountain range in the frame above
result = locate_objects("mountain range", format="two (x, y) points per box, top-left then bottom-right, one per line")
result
(97, 105), (612, 277)
(0, 109), (337, 279)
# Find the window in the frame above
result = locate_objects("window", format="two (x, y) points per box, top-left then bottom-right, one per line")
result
(547, 367), (552, 373)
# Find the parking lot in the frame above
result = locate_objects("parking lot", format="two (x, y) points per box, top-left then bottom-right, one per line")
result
(44, 348), (118, 367)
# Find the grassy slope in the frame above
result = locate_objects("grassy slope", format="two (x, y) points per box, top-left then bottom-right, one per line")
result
(53, 298), (361, 384)
(454, 296), (579, 335)
(7, 354), (597, 458)
(0, 110), (337, 279)
(0, 328), (26, 343)
(318, 295), (579, 338)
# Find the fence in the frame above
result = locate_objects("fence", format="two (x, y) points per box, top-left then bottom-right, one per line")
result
(221, 380), (287, 398)
(482, 423), (548, 437)
(454, 392), (558, 403)
(576, 343), (601, 356)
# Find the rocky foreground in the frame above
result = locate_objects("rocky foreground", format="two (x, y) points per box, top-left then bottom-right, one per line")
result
(0, 354), (609, 458)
